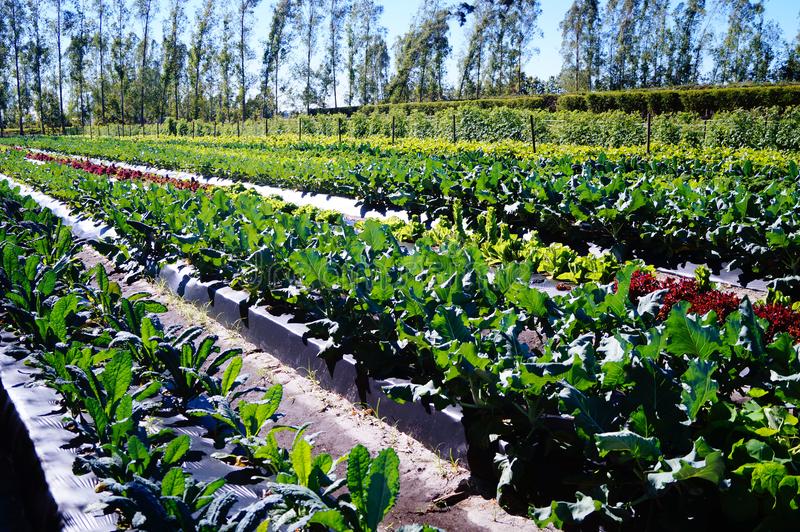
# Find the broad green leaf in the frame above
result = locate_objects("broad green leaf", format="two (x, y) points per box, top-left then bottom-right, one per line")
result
(532, 492), (600, 527)
(162, 435), (191, 466)
(680, 359), (719, 422)
(751, 462), (786, 497)
(291, 438), (313, 487)
(665, 302), (721, 359)
(365, 448), (400, 531)
(162, 467), (187, 497)
(101, 350), (133, 406)
(347, 444), (371, 514)
(595, 430), (661, 462)
(221, 356), (243, 395)
(50, 294), (80, 342)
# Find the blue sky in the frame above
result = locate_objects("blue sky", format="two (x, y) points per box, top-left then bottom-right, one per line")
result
(148, 0), (800, 105)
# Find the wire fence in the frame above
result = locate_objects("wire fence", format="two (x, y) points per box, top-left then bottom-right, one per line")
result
(3, 111), (797, 153)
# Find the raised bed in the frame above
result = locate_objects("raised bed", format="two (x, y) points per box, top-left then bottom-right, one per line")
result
(0, 172), (469, 462)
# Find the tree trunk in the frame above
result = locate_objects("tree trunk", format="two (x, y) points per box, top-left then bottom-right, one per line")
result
(240, 10), (246, 126)
(11, 8), (24, 136)
(306, 11), (313, 114)
(99, 10), (106, 123)
(36, 61), (44, 134)
(331, 0), (337, 109)
(575, 29), (580, 91)
(140, 1), (150, 129)
(274, 54), (280, 115)
(56, 1), (66, 134)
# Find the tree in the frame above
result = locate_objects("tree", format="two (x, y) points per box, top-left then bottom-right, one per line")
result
(160, 0), (185, 121)
(218, 8), (234, 122)
(134, 0), (155, 128)
(777, 11), (800, 82)
(559, 0), (601, 92)
(65, 0), (92, 127)
(5, 0), (26, 134)
(387, 1), (452, 103)
(320, 0), (349, 108)
(93, 0), (107, 122)
(292, 0), (324, 113)
(507, 1), (541, 93)
(188, 0), (214, 121)
(0, 4), (10, 136)
(604, 0), (643, 90)
(457, 1), (492, 98)
(344, 3), (357, 105)
(110, 0), (131, 127)
(712, 0), (779, 83)
(668, 0), (705, 85)
(263, 0), (294, 115)
(236, 0), (261, 124)
(351, 0), (385, 104)
(52, 0), (67, 133)
(638, 0), (670, 87)
(27, 0), (49, 134)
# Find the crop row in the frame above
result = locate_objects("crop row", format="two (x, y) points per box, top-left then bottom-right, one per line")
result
(3, 150), (800, 527)
(0, 178), (426, 531)
(18, 148), (627, 285)
(8, 136), (800, 285)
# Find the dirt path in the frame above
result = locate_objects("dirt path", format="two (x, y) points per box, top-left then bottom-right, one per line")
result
(76, 246), (538, 532)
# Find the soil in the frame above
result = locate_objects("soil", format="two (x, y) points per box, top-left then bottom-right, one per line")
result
(75, 246), (539, 531)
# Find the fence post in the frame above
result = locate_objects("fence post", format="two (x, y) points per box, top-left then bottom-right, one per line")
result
(391, 115), (396, 144)
(338, 117), (342, 143)
(646, 112), (652, 154)
(237, 120), (240, 137)
(265, 116), (269, 136)
(530, 115), (536, 153)
(452, 113), (456, 144)
(702, 119), (707, 145)
(298, 117), (302, 141)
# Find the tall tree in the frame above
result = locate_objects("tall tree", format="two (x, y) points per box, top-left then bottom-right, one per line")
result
(778, 11), (800, 82)
(27, 0), (49, 133)
(559, 0), (601, 92)
(93, 0), (107, 122)
(110, 0), (130, 127)
(65, 0), (92, 127)
(0, 4), (10, 136)
(668, 0), (705, 85)
(159, 0), (185, 121)
(508, 1), (541, 93)
(457, 1), (492, 98)
(344, 3), (357, 105)
(263, 0), (294, 115)
(6, 0), (26, 134)
(134, 0), (155, 128)
(638, 0), (670, 87)
(352, 0), (384, 104)
(52, 0), (67, 133)
(218, 8), (234, 122)
(604, 0), (643, 90)
(236, 0), (261, 125)
(712, 0), (778, 83)
(387, 1), (452, 103)
(320, 0), (349, 108)
(292, 0), (324, 113)
(188, 0), (214, 121)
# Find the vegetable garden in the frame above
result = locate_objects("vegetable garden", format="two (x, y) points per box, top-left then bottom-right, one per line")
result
(3, 132), (800, 530)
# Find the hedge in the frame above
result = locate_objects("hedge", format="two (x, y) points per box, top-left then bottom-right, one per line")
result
(316, 84), (800, 117)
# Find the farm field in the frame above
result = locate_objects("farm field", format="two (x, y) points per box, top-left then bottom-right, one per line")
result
(3, 131), (800, 531)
